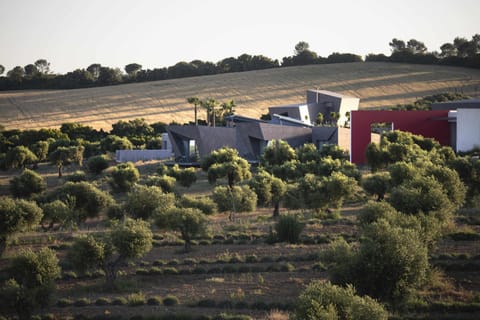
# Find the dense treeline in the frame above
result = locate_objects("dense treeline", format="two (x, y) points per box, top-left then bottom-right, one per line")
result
(0, 35), (478, 91)
(366, 34), (480, 68)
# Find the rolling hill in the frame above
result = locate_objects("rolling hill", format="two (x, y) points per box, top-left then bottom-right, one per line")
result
(1, 62), (480, 131)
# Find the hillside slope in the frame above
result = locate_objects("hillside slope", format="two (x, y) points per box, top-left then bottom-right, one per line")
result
(1, 62), (480, 131)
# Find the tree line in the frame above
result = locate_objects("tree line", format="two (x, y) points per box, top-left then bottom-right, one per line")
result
(1, 35), (478, 91)
(366, 34), (480, 67)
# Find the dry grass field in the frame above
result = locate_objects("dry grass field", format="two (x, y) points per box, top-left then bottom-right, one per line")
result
(1, 62), (480, 131)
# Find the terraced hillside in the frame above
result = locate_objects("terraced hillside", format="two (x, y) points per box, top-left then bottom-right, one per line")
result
(1, 62), (480, 131)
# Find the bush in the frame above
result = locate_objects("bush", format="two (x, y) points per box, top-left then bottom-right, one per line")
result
(57, 298), (73, 307)
(128, 293), (145, 306)
(147, 296), (162, 305)
(145, 175), (176, 193)
(67, 170), (87, 182)
(163, 295), (180, 306)
(106, 203), (125, 220)
(47, 181), (113, 223)
(10, 169), (46, 198)
(295, 281), (388, 320)
(275, 215), (304, 243)
(87, 155), (110, 175)
(162, 267), (179, 275)
(179, 195), (217, 215)
(109, 162), (140, 192)
(62, 271), (78, 280)
(112, 297), (128, 305)
(125, 185), (175, 220)
(212, 185), (257, 213)
(95, 297), (111, 306)
(148, 267), (163, 275)
(74, 298), (91, 307)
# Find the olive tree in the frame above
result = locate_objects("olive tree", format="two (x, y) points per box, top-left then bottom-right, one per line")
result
(5, 146), (38, 169)
(261, 139), (298, 181)
(125, 185), (175, 220)
(289, 172), (355, 214)
(212, 185), (257, 220)
(362, 172), (391, 201)
(49, 145), (84, 178)
(40, 200), (73, 231)
(0, 197), (43, 256)
(201, 147), (251, 188)
(87, 154), (110, 175)
(295, 281), (388, 320)
(249, 169), (286, 217)
(1, 248), (61, 320)
(109, 162), (140, 192)
(323, 218), (429, 305)
(9, 169), (46, 198)
(155, 207), (207, 251)
(68, 218), (153, 289)
(48, 181), (113, 225)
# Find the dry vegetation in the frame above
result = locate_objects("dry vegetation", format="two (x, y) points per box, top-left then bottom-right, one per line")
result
(1, 62), (480, 131)
(1, 162), (480, 319)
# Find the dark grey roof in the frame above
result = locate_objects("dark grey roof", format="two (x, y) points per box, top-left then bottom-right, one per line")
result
(224, 115), (268, 124)
(431, 99), (480, 110)
(271, 114), (313, 127)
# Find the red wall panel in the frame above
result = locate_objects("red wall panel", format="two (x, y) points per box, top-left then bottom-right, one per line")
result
(350, 110), (450, 164)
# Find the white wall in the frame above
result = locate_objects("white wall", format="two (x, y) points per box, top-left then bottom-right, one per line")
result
(115, 150), (174, 162)
(339, 97), (360, 127)
(298, 104), (311, 124)
(457, 108), (480, 152)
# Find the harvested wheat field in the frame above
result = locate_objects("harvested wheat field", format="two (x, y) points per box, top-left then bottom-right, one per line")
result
(1, 62), (480, 131)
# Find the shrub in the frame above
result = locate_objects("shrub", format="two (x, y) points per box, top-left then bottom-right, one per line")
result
(176, 167), (197, 188)
(153, 259), (166, 266)
(135, 268), (149, 275)
(128, 293), (145, 306)
(95, 297), (111, 306)
(275, 215), (304, 244)
(184, 258), (197, 265)
(145, 175), (176, 193)
(167, 259), (180, 266)
(62, 271), (78, 280)
(106, 204), (125, 220)
(149, 267), (163, 275)
(179, 195), (217, 215)
(212, 185), (257, 213)
(245, 254), (258, 263)
(47, 181), (113, 223)
(57, 298), (73, 307)
(362, 172), (390, 201)
(147, 296), (163, 305)
(295, 281), (388, 320)
(163, 295), (180, 306)
(10, 169), (46, 198)
(163, 267), (179, 275)
(87, 155), (110, 175)
(279, 263), (295, 272)
(67, 170), (87, 182)
(74, 298), (91, 307)
(109, 162), (140, 192)
(112, 297), (128, 305)
(125, 185), (175, 220)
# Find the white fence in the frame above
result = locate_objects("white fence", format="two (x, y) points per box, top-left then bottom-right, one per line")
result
(115, 149), (174, 162)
